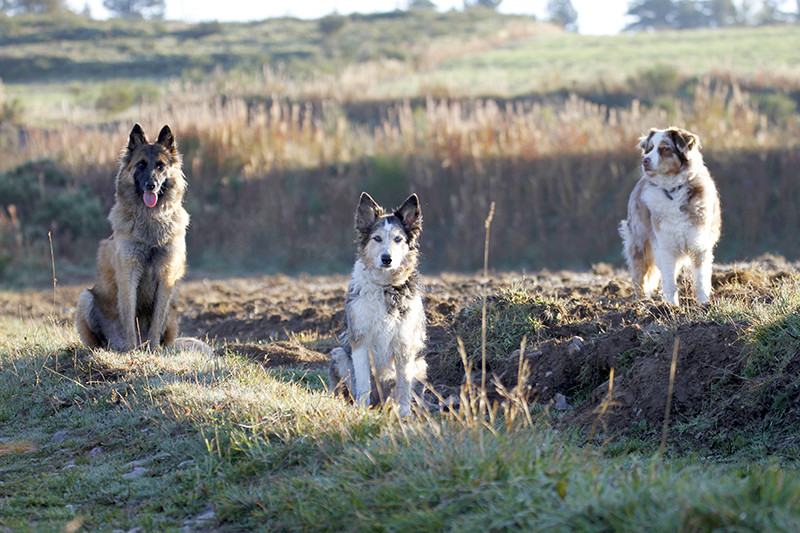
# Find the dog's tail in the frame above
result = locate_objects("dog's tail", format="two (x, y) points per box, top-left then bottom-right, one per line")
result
(618, 219), (632, 265)
(173, 337), (214, 356)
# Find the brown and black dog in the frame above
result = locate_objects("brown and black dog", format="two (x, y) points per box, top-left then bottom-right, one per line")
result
(76, 124), (209, 353)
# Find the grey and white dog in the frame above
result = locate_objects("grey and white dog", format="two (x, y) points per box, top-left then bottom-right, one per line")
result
(329, 192), (427, 417)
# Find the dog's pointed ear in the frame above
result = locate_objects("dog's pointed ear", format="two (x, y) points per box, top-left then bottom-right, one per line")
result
(670, 128), (700, 154)
(637, 129), (656, 152)
(356, 192), (382, 235)
(395, 194), (421, 236)
(156, 125), (177, 154)
(128, 124), (148, 151)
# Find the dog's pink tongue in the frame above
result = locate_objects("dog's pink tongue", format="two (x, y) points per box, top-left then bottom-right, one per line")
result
(143, 191), (158, 208)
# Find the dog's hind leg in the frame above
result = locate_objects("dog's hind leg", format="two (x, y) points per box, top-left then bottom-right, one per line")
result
(76, 289), (102, 348)
(329, 347), (356, 398)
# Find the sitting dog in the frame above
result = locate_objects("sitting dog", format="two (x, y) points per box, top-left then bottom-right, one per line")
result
(329, 192), (427, 417)
(619, 127), (721, 305)
(76, 124), (210, 354)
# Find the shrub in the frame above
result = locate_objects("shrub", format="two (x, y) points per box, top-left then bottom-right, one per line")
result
(0, 160), (105, 273)
(95, 81), (160, 112)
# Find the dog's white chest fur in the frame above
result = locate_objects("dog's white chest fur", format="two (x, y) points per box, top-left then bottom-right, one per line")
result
(642, 184), (699, 253)
(346, 260), (425, 379)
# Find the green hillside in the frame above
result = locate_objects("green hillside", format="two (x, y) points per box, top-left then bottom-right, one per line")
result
(2, 11), (799, 122)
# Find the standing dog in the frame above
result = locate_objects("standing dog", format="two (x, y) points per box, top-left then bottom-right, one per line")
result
(619, 127), (721, 305)
(329, 192), (427, 417)
(76, 124), (209, 353)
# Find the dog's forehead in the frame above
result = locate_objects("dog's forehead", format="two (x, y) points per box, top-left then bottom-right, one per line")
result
(131, 143), (170, 161)
(650, 130), (673, 148)
(370, 216), (403, 235)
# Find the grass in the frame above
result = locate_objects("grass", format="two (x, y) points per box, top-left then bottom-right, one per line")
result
(432, 25), (800, 97)
(4, 274), (800, 529)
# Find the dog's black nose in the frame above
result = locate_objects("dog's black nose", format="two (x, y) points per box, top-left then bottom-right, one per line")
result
(144, 180), (157, 191)
(642, 158), (651, 171)
(381, 254), (392, 266)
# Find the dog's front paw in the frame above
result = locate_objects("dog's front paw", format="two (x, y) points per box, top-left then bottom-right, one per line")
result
(355, 391), (371, 409)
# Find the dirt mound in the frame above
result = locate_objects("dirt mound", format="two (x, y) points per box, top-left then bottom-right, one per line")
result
(562, 321), (747, 438)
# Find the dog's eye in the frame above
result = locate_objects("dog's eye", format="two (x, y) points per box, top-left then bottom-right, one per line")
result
(394, 236), (403, 243)
(156, 161), (166, 171)
(136, 160), (147, 169)
(373, 236), (382, 243)
(659, 146), (670, 154)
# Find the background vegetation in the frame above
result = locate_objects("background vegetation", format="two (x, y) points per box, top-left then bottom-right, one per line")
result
(1, 12), (799, 282)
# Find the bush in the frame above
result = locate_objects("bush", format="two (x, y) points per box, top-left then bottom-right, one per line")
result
(755, 92), (797, 124)
(0, 160), (105, 273)
(96, 81), (160, 112)
(627, 64), (683, 102)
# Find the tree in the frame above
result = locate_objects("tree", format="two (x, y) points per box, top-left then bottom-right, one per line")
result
(753, 0), (790, 24)
(102, 0), (164, 19)
(407, 0), (436, 10)
(464, 0), (502, 10)
(546, 0), (578, 31)
(707, 0), (738, 27)
(1, 0), (67, 14)
(625, 0), (679, 31)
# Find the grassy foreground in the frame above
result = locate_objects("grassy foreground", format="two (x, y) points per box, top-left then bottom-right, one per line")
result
(2, 295), (800, 532)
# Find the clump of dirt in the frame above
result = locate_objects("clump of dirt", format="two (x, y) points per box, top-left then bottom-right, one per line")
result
(225, 341), (329, 369)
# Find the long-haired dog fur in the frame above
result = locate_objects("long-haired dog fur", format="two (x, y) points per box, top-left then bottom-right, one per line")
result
(619, 127), (721, 305)
(329, 192), (427, 417)
(76, 124), (210, 354)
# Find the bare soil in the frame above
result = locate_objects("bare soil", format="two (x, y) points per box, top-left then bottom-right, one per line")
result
(3, 254), (798, 447)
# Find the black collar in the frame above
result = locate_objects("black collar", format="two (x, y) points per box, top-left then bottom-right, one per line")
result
(663, 184), (683, 201)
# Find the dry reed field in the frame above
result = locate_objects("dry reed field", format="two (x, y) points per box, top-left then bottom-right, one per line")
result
(2, 75), (799, 278)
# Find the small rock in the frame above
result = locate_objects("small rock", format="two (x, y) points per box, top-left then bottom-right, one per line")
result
(177, 460), (196, 468)
(122, 467), (149, 480)
(51, 430), (68, 444)
(525, 349), (543, 359)
(567, 336), (585, 356)
(553, 393), (572, 411)
(89, 447), (104, 458)
(62, 461), (78, 470)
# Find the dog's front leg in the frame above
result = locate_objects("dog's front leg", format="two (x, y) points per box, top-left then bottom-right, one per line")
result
(393, 351), (414, 417)
(693, 251), (714, 303)
(351, 345), (372, 408)
(147, 279), (176, 350)
(117, 265), (143, 351)
(654, 248), (679, 305)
